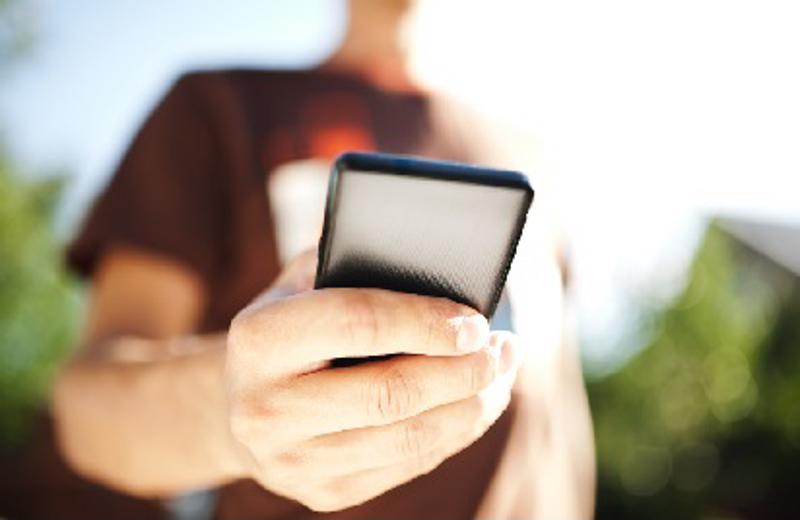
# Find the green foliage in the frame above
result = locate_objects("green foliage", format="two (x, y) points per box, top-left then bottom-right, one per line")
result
(0, 149), (82, 446)
(590, 223), (800, 518)
(0, 0), (79, 447)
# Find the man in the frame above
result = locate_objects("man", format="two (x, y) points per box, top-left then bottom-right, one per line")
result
(53, 1), (595, 518)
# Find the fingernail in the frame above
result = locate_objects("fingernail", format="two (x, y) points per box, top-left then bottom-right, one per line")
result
(453, 314), (490, 352)
(499, 337), (520, 374)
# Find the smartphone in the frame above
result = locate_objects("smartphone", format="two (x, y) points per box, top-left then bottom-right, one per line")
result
(315, 152), (534, 323)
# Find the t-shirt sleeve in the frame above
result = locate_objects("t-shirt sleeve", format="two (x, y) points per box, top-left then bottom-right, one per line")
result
(67, 73), (226, 285)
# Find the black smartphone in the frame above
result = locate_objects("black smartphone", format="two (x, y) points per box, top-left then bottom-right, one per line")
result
(315, 152), (534, 322)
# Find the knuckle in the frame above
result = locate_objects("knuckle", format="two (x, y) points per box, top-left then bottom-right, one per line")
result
(228, 394), (282, 441)
(397, 416), (435, 458)
(303, 490), (345, 513)
(323, 477), (349, 500)
(228, 303), (285, 355)
(228, 311), (258, 353)
(338, 290), (381, 347)
(273, 447), (306, 469)
(417, 451), (446, 476)
(228, 399), (254, 437)
(368, 367), (420, 422)
(227, 317), (245, 353)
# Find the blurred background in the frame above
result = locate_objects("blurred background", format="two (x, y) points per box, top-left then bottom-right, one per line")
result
(1, 0), (799, 518)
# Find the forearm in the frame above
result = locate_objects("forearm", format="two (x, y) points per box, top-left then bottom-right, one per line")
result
(53, 334), (246, 497)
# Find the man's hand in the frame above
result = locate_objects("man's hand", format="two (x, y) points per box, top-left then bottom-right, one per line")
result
(225, 253), (523, 512)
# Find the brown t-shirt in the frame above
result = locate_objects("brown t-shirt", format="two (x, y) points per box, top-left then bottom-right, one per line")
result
(65, 69), (546, 519)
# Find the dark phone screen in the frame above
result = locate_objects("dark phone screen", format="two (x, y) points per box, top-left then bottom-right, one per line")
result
(315, 153), (533, 366)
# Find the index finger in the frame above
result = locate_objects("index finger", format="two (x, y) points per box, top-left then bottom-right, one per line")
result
(229, 288), (490, 373)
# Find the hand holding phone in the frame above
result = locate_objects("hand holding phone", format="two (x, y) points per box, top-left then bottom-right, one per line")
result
(225, 153), (531, 508)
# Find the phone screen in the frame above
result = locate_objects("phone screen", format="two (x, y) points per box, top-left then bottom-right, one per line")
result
(316, 152), (533, 318)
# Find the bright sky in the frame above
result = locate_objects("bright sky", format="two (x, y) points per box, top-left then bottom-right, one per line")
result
(404, 0), (800, 371)
(2, 0), (799, 371)
(0, 0), (345, 225)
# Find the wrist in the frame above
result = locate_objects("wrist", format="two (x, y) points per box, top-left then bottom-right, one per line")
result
(188, 342), (251, 482)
